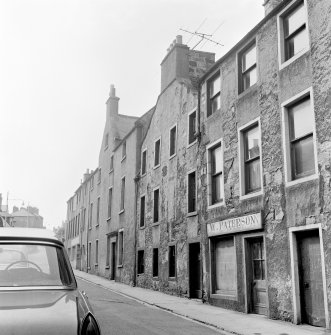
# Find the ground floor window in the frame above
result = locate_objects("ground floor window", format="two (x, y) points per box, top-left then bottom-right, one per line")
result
(153, 248), (158, 277)
(137, 250), (144, 274)
(169, 245), (176, 278)
(212, 236), (237, 297)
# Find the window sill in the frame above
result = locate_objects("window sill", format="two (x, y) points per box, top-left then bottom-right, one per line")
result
(187, 211), (197, 217)
(168, 276), (176, 281)
(139, 225), (145, 230)
(237, 82), (257, 100)
(141, 172), (147, 177)
(169, 153), (177, 160)
(152, 222), (159, 227)
(187, 139), (197, 149)
(94, 264), (98, 267)
(117, 264), (123, 268)
(279, 48), (310, 71)
(121, 155), (126, 162)
(137, 273), (144, 276)
(152, 276), (159, 280)
(104, 145), (108, 151)
(105, 265), (110, 269)
(153, 164), (160, 170)
(240, 190), (263, 201)
(88, 227), (92, 230)
(119, 209), (125, 215)
(208, 201), (225, 210)
(107, 217), (111, 222)
(87, 266), (91, 270)
(109, 169), (114, 174)
(285, 173), (318, 188)
(206, 108), (220, 120)
(210, 293), (237, 301)
(95, 224), (99, 228)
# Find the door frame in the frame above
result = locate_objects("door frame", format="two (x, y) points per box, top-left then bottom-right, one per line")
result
(242, 233), (269, 316)
(289, 224), (329, 329)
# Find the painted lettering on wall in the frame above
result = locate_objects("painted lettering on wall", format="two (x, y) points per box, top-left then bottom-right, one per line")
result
(207, 212), (262, 237)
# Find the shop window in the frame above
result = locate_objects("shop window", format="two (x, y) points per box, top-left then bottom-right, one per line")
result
(207, 73), (220, 117)
(169, 245), (176, 278)
(188, 171), (196, 213)
(141, 149), (147, 175)
(140, 195), (145, 228)
(213, 237), (237, 297)
(188, 110), (197, 145)
(117, 230), (123, 267)
(154, 138), (161, 168)
(239, 42), (257, 93)
(153, 189), (159, 223)
(137, 250), (144, 274)
(153, 248), (159, 277)
(169, 125), (177, 157)
(283, 92), (316, 183)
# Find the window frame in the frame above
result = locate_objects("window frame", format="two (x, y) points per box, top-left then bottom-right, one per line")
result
(153, 137), (161, 169)
(207, 138), (225, 209)
(95, 239), (99, 267)
(109, 155), (114, 172)
(277, 0), (310, 69)
(107, 187), (113, 220)
(188, 109), (198, 147)
(238, 40), (257, 94)
(168, 244), (176, 279)
(206, 71), (221, 118)
(137, 249), (145, 275)
(121, 141), (127, 161)
(141, 148), (147, 176)
(238, 117), (263, 200)
(169, 124), (177, 159)
(281, 87), (318, 187)
(187, 169), (197, 215)
(96, 197), (100, 227)
(119, 176), (125, 213)
(153, 187), (160, 224)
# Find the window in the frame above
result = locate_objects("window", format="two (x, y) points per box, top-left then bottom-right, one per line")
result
(108, 188), (112, 219)
(97, 169), (101, 184)
(122, 141), (126, 159)
(207, 73), (220, 117)
(137, 250), (144, 274)
(153, 189), (159, 223)
(95, 240), (99, 265)
(213, 237), (237, 297)
(239, 119), (262, 197)
(140, 195), (145, 228)
(110, 155), (114, 171)
(188, 171), (196, 213)
(96, 197), (100, 226)
(207, 140), (224, 206)
(283, 93), (316, 182)
(239, 42), (257, 93)
(154, 138), (161, 167)
(104, 133), (109, 149)
(118, 230), (123, 267)
(82, 208), (86, 231)
(88, 242), (91, 268)
(141, 149), (147, 175)
(90, 175), (94, 190)
(169, 125), (177, 157)
(168, 245), (176, 278)
(120, 177), (125, 211)
(282, 1), (308, 62)
(153, 248), (159, 277)
(88, 203), (93, 229)
(188, 110), (197, 145)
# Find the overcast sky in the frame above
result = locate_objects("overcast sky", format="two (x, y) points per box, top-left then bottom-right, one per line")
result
(0, 0), (264, 230)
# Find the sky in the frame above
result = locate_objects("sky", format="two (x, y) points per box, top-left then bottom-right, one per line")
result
(0, 0), (264, 230)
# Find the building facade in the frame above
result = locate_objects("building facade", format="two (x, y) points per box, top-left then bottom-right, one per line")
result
(65, 0), (331, 329)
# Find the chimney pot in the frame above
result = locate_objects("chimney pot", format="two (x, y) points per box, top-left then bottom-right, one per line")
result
(176, 35), (182, 44)
(110, 84), (116, 97)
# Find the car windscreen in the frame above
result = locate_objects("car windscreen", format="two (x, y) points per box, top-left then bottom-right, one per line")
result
(0, 243), (74, 287)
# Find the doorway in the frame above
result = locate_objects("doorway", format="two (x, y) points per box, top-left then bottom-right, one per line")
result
(189, 243), (202, 298)
(110, 241), (116, 280)
(297, 230), (325, 327)
(245, 236), (267, 315)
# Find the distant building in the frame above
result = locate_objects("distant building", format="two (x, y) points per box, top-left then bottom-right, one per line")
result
(11, 206), (44, 228)
(0, 193), (13, 227)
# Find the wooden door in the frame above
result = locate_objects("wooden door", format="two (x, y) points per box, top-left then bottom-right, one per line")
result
(111, 242), (116, 280)
(298, 231), (325, 327)
(189, 243), (202, 298)
(248, 237), (267, 315)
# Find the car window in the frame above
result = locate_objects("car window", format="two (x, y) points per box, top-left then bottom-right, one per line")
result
(0, 243), (74, 288)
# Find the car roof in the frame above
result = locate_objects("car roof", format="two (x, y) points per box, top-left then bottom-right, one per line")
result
(0, 228), (60, 244)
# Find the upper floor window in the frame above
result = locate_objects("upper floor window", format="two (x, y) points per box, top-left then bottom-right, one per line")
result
(90, 175), (94, 190)
(153, 188), (159, 224)
(207, 74), (220, 117)
(97, 169), (101, 184)
(110, 155), (114, 171)
(122, 141), (126, 160)
(207, 140), (224, 206)
(188, 110), (197, 145)
(108, 188), (112, 219)
(239, 42), (257, 93)
(104, 133), (109, 150)
(140, 195), (145, 228)
(120, 177), (125, 211)
(169, 125), (177, 158)
(282, 90), (316, 184)
(96, 197), (100, 226)
(88, 203), (93, 229)
(154, 138), (161, 168)
(141, 149), (147, 175)
(239, 119), (262, 197)
(188, 171), (196, 213)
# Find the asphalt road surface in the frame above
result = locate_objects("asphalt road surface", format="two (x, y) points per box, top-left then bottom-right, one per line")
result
(77, 278), (223, 335)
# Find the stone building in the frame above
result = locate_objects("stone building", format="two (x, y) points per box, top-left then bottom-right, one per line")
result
(198, 0), (331, 328)
(135, 36), (215, 296)
(11, 206), (44, 228)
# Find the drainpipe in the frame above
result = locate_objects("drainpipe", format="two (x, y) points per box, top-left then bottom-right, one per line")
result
(133, 173), (140, 287)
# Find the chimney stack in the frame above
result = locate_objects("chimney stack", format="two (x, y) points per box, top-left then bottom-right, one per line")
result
(83, 169), (90, 182)
(106, 83), (119, 117)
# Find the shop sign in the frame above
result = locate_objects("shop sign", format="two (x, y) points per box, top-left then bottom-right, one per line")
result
(207, 212), (262, 237)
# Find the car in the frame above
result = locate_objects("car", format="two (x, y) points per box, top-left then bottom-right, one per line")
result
(0, 228), (101, 335)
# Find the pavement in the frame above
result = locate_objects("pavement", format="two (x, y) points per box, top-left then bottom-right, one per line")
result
(74, 269), (330, 335)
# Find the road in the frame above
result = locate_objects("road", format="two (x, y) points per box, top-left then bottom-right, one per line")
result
(77, 278), (223, 335)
